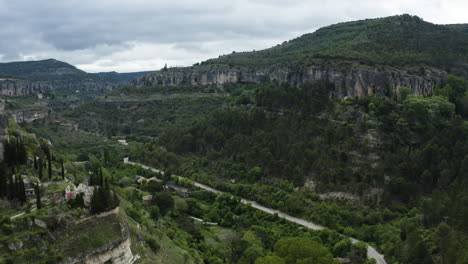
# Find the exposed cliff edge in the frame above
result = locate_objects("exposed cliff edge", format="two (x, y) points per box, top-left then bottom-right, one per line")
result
(133, 65), (447, 98)
(0, 78), (115, 96)
(59, 211), (139, 264)
(65, 235), (139, 264)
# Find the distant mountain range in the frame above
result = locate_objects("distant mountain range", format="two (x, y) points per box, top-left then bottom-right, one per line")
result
(0, 59), (156, 96)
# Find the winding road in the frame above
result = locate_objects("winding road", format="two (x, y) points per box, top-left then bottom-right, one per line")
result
(124, 159), (387, 264)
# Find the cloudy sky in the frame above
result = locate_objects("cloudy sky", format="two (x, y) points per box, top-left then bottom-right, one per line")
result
(0, 0), (466, 73)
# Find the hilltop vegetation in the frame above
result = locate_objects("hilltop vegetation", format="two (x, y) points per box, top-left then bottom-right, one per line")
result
(0, 59), (88, 81)
(206, 15), (468, 69)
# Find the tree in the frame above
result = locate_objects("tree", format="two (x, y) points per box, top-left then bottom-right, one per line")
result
(47, 152), (52, 179)
(247, 167), (263, 182)
(18, 175), (26, 204)
(150, 193), (174, 215)
(399, 86), (411, 102)
(435, 222), (453, 264)
(38, 158), (43, 180)
(333, 238), (352, 257)
(61, 161), (65, 180)
(273, 237), (334, 264)
(149, 205), (161, 220)
(35, 183), (41, 209)
(255, 256), (285, 264)
(143, 181), (163, 193)
(90, 186), (118, 214)
(349, 242), (368, 264)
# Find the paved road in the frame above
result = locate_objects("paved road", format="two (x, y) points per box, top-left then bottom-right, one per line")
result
(125, 159), (386, 264)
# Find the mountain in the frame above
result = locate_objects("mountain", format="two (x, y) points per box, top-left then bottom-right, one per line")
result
(0, 59), (156, 96)
(0, 59), (89, 81)
(134, 15), (468, 98)
(207, 14), (468, 68)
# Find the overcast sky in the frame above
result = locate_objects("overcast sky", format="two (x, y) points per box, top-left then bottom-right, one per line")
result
(0, 0), (466, 73)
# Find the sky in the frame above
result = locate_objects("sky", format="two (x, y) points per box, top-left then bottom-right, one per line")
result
(0, 0), (466, 73)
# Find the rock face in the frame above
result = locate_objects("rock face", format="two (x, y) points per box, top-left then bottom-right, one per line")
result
(8, 107), (49, 123)
(0, 78), (116, 96)
(134, 65), (447, 98)
(62, 223), (139, 264)
(77, 236), (138, 264)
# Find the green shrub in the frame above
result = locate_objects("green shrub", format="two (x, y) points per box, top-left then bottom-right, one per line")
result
(146, 237), (160, 252)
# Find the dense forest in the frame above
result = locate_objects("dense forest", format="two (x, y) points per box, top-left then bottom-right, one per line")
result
(130, 76), (468, 263)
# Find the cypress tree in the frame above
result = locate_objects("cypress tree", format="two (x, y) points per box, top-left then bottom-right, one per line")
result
(61, 161), (65, 180)
(18, 175), (26, 204)
(99, 167), (104, 187)
(0, 163), (6, 198)
(38, 158), (43, 180)
(47, 153), (52, 180)
(104, 177), (110, 190)
(35, 183), (41, 209)
(89, 172), (94, 186)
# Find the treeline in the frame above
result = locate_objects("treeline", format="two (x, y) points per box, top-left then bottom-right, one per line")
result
(0, 137), (28, 204)
(89, 167), (119, 214)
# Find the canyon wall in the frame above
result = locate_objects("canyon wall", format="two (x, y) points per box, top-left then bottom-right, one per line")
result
(0, 78), (117, 96)
(134, 65), (447, 98)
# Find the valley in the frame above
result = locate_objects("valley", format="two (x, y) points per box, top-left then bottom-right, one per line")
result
(0, 13), (467, 264)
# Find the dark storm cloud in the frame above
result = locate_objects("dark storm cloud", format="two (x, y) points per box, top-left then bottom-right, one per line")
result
(0, 0), (465, 72)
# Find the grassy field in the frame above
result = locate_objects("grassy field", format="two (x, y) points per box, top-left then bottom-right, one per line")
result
(50, 214), (122, 258)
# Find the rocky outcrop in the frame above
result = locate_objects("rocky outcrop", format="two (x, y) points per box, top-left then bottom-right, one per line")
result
(0, 102), (8, 161)
(61, 223), (139, 264)
(134, 65), (447, 98)
(8, 107), (49, 123)
(0, 78), (117, 96)
(75, 236), (138, 264)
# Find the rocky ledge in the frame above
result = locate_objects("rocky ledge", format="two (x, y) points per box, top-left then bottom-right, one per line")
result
(134, 64), (447, 98)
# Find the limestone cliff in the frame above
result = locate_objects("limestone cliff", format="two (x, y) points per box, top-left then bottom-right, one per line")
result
(60, 223), (139, 264)
(0, 78), (116, 96)
(134, 65), (447, 98)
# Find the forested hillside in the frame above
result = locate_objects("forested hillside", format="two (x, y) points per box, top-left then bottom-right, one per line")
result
(206, 15), (468, 69)
(130, 76), (468, 263)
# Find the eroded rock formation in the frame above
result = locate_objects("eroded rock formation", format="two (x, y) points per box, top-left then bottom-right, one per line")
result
(134, 65), (447, 98)
(0, 79), (116, 96)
